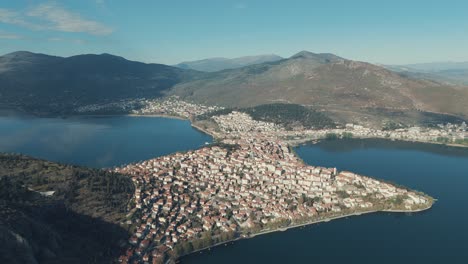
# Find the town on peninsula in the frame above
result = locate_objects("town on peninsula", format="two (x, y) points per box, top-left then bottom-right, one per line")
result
(93, 97), (446, 264)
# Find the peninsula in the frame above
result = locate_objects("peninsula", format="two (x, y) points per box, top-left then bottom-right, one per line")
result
(112, 97), (436, 264)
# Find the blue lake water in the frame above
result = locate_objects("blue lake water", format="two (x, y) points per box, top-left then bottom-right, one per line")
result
(0, 115), (211, 168)
(183, 139), (468, 264)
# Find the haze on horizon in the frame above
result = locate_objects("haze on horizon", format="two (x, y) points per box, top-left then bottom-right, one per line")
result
(1, 0), (468, 65)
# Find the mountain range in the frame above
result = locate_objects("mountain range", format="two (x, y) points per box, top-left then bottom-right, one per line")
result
(385, 62), (468, 85)
(174, 54), (283, 72)
(1, 50), (467, 126)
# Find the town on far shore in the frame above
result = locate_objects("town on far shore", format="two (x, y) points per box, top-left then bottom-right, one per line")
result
(80, 97), (445, 264)
(77, 96), (468, 148)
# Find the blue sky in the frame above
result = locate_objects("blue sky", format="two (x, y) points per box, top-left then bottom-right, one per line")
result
(1, 0), (468, 65)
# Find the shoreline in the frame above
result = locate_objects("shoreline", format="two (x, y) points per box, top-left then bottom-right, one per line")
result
(179, 203), (433, 261)
(1, 110), (465, 150)
(126, 113), (468, 150)
(190, 123), (218, 139)
(127, 113), (188, 121)
(288, 136), (468, 149)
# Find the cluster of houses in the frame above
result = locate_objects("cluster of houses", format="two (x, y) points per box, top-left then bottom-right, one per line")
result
(113, 110), (430, 264)
(213, 110), (467, 146)
(331, 123), (467, 143)
(132, 97), (223, 118)
(76, 96), (466, 146)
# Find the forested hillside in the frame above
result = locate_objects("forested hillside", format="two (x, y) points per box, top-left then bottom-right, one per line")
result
(0, 153), (134, 264)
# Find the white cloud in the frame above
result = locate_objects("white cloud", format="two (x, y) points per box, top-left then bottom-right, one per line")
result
(0, 8), (42, 30)
(0, 2), (113, 36)
(0, 30), (22, 39)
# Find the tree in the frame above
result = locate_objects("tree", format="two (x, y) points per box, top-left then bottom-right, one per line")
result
(325, 133), (338, 140)
(182, 241), (194, 254)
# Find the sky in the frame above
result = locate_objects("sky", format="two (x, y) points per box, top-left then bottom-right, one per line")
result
(1, 0), (468, 65)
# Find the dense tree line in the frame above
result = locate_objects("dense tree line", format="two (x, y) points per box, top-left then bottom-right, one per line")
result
(241, 103), (336, 129)
(196, 103), (336, 129)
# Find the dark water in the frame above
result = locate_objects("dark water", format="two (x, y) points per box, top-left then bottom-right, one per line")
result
(0, 115), (211, 168)
(183, 139), (468, 264)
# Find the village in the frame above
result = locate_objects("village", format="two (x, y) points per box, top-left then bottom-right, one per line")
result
(129, 97), (468, 146)
(114, 98), (435, 264)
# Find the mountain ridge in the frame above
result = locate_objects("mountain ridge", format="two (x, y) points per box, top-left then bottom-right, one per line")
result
(385, 62), (468, 85)
(0, 51), (201, 114)
(174, 54), (283, 72)
(169, 51), (468, 126)
(1, 50), (468, 126)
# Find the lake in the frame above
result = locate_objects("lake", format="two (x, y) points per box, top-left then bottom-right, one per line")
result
(0, 115), (211, 168)
(182, 139), (468, 264)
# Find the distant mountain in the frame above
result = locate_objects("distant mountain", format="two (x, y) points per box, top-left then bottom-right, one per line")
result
(169, 51), (468, 126)
(0, 153), (134, 264)
(174, 54), (283, 72)
(1, 50), (467, 126)
(0, 51), (201, 114)
(386, 62), (468, 85)
(388, 62), (468, 72)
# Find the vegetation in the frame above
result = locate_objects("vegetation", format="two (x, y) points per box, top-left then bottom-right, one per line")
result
(342, 132), (353, 139)
(0, 153), (134, 264)
(325, 133), (339, 140)
(336, 190), (350, 199)
(388, 195), (407, 207)
(170, 231), (237, 259)
(194, 108), (234, 121)
(454, 138), (468, 145)
(196, 103), (336, 130)
(420, 112), (468, 127)
(0, 51), (199, 115)
(382, 121), (407, 131)
(436, 137), (450, 143)
(242, 103), (336, 129)
(208, 142), (242, 156)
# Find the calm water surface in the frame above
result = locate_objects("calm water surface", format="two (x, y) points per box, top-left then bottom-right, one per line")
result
(183, 139), (468, 264)
(0, 115), (211, 168)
